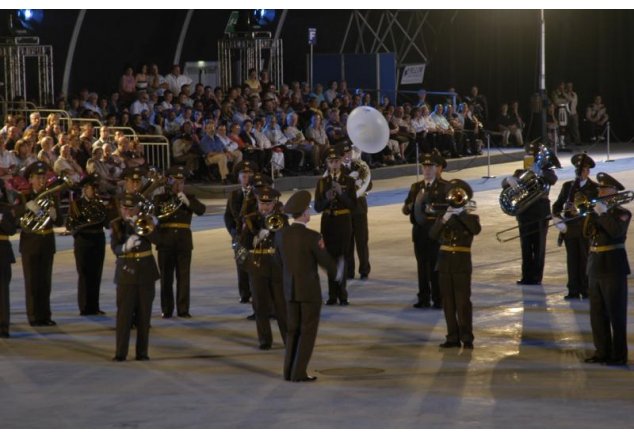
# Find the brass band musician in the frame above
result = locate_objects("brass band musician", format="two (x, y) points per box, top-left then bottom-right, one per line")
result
(551, 153), (599, 299)
(66, 174), (109, 316)
(584, 173), (630, 366)
(155, 166), (206, 318)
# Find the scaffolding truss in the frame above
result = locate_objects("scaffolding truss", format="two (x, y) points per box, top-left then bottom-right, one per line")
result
(218, 34), (283, 91)
(0, 43), (54, 106)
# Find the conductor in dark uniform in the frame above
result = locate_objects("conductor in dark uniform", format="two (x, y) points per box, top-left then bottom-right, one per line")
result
(224, 161), (258, 304)
(402, 154), (451, 308)
(66, 174), (109, 316)
(274, 190), (341, 382)
(502, 144), (559, 285)
(552, 153), (599, 299)
(430, 179), (481, 348)
(155, 166), (206, 318)
(314, 147), (357, 305)
(341, 143), (372, 280)
(110, 193), (161, 361)
(584, 173), (630, 366)
(240, 185), (287, 350)
(19, 161), (64, 326)
(0, 180), (17, 338)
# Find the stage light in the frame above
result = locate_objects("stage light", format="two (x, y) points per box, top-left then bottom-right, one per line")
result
(251, 9), (277, 28)
(16, 9), (44, 30)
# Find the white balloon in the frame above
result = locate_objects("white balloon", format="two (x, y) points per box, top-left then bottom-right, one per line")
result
(346, 106), (390, 154)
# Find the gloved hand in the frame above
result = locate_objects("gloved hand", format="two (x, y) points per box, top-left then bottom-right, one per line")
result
(442, 211), (453, 223)
(448, 206), (464, 216)
(123, 234), (141, 252)
(505, 177), (519, 188)
(177, 192), (190, 207)
(48, 206), (57, 221)
(26, 200), (41, 214)
(553, 216), (567, 233)
(258, 229), (270, 240)
(594, 201), (608, 215)
(349, 171), (359, 180)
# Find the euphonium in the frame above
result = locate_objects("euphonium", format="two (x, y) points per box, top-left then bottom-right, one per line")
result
(20, 176), (74, 232)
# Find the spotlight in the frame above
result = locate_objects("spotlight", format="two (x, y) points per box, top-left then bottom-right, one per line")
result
(251, 9), (277, 29)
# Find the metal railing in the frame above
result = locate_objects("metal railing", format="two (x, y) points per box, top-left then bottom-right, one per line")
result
(138, 134), (171, 171)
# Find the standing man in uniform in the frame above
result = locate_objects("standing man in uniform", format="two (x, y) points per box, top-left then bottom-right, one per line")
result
(341, 143), (372, 280)
(110, 193), (160, 361)
(552, 153), (599, 299)
(314, 147), (357, 305)
(19, 161), (64, 326)
(0, 179), (17, 337)
(584, 173), (630, 366)
(502, 145), (559, 285)
(240, 185), (287, 350)
(155, 166), (206, 318)
(224, 161), (258, 306)
(66, 174), (109, 316)
(274, 190), (342, 381)
(430, 179), (481, 348)
(402, 154), (450, 309)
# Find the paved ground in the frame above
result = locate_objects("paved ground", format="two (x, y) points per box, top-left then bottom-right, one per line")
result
(1, 143), (633, 428)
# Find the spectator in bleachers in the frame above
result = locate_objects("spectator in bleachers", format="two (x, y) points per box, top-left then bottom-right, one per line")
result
(102, 143), (124, 179)
(310, 83), (325, 105)
(0, 115), (15, 138)
(119, 66), (137, 105)
(215, 123), (243, 167)
(338, 80), (351, 100)
(585, 95), (609, 142)
(508, 101), (525, 146)
(244, 68), (262, 93)
(83, 92), (102, 117)
(131, 113), (149, 135)
(37, 136), (57, 168)
(135, 64), (149, 94)
(546, 103), (559, 147)
(305, 112), (330, 167)
(179, 85), (194, 108)
(411, 106), (432, 154)
(128, 138), (146, 169)
(130, 91), (151, 115)
(148, 64), (168, 97)
(284, 112), (319, 173)
(325, 80), (338, 104)
(76, 135), (93, 169)
(158, 91), (174, 113)
(165, 65), (192, 96)
(464, 85), (488, 124)
(199, 120), (229, 184)
(93, 126), (111, 150)
(85, 146), (118, 194)
(107, 92), (121, 116)
(497, 103), (523, 147)
(171, 134), (199, 180)
(119, 111), (131, 128)
(26, 112), (43, 131)
(190, 83), (205, 102)
(252, 117), (284, 176)
(325, 109), (345, 145)
(151, 112), (165, 136)
(389, 106), (414, 163)
(163, 110), (181, 139)
(237, 119), (266, 171)
(461, 103), (483, 155)
(430, 104), (459, 158)
(446, 104), (466, 156)
(54, 143), (83, 184)
(232, 101), (250, 127)
(259, 70), (271, 94)
(0, 140), (18, 184)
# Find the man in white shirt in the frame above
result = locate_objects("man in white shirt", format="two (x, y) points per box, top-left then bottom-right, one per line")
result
(130, 92), (151, 116)
(165, 65), (192, 96)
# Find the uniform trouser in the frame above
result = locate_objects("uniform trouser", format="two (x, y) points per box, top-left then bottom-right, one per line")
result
(518, 218), (548, 283)
(322, 214), (352, 301)
(75, 236), (105, 314)
(0, 262), (11, 333)
(159, 249), (192, 316)
(284, 301), (321, 381)
(346, 206), (371, 278)
(22, 251), (54, 323)
(568, 113), (581, 144)
(439, 272), (473, 343)
(564, 235), (590, 296)
(250, 271), (287, 347)
(587, 275), (628, 362)
(115, 283), (155, 359)
(235, 260), (252, 302)
(413, 227), (441, 306)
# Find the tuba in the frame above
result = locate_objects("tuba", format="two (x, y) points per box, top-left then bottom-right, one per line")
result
(20, 176), (74, 232)
(499, 170), (550, 216)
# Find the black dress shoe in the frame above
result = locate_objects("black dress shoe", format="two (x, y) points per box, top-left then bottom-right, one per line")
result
(584, 356), (607, 364)
(112, 356), (125, 362)
(239, 298), (250, 304)
(439, 341), (461, 348)
(96, 310), (106, 315)
(339, 300), (349, 306)
(432, 303), (443, 309)
(177, 312), (192, 318)
(325, 299), (337, 305)
(293, 375), (317, 382)
(135, 355), (150, 361)
(360, 274), (368, 280)
(259, 343), (272, 350)
(413, 302), (431, 309)
(43, 320), (57, 326)
(161, 313), (173, 319)
(605, 358), (628, 366)
(79, 311), (88, 316)
(29, 321), (42, 327)
(564, 294), (580, 300)
(463, 342), (474, 349)
(246, 313), (256, 321)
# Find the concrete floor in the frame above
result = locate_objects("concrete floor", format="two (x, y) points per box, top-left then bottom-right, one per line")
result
(1, 145), (633, 428)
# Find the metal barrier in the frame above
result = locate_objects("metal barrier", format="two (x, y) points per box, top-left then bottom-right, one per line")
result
(138, 134), (171, 171)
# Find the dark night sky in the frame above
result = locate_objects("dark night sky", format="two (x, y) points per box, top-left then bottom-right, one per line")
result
(1, 9), (633, 138)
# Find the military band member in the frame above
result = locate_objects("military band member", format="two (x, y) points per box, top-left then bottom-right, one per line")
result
(552, 153), (599, 299)
(314, 147), (357, 305)
(584, 173), (630, 366)
(430, 179), (481, 348)
(0, 179), (17, 338)
(274, 190), (341, 382)
(224, 161), (258, 305)
(66, 174), (109, 316)
(502, 144), (559, 285)
(341, 144), (372, 280)
(110, 193), (160, 361)
(19, 161), (63, 326)
(402, 154), (451, 309)
(240, 185), (287, 350)
(154, 166), (206, 318)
